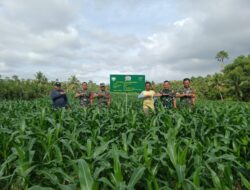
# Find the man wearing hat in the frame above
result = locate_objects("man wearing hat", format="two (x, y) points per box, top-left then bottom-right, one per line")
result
(75, 82), (93, 107)
(50, 82), (69, 108)
(176, 78), (196, 108)
(96, 83), (111, 107)
(157, 80), (177, 109)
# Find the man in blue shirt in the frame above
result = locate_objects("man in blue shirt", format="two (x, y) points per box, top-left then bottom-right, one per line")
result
(50, 82), (69, 108)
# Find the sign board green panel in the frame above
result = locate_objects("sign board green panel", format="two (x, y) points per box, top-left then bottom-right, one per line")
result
(110, 74), (145, 92)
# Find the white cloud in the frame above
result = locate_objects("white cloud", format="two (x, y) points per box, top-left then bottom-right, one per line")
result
(1, 0), (77, 31)
(0, 0), (250, 84)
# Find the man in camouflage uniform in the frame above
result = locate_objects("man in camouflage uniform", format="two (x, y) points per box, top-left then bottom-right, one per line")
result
(176, 78), (196, 107)
(96, 83), (111, 107)
(158, 80), (176, 109)
(75, 82), (93, 107)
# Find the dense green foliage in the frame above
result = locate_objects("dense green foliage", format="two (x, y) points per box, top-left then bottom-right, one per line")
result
(216, 50), (229, 67)
(0, 72), (101, 100)
(0, 73), (51, 100)
(189, 55), (250, 101)
(1, 55), (249, 101)
(0, 95), (249, 189)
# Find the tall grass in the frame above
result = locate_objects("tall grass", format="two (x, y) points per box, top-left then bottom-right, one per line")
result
(0, 96), (249, 189)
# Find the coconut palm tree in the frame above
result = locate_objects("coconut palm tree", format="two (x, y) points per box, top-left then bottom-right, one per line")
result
(216, 50), (229, 68)
(208, 73), (225, 100)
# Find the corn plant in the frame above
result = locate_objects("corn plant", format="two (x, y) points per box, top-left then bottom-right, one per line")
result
(0, 96), (249, 189)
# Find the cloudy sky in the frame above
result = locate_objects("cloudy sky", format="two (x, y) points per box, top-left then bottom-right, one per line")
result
(0, 0), (249, 83)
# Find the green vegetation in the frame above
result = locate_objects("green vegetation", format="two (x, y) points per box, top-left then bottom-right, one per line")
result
(0, 52), (249, 189)
(0, 95), (249, 189)
(189, 55), (250, 101)
(1, 54), (250, 102)
(0, 72), (100, 100)
(216, 50), (229, 68)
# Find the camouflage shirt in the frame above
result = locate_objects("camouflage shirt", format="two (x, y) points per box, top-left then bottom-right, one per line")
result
(97, 90), (110, 106)
(78, 90), (92, 106)
(178, 87), (194, 105)
(159, 89), (176, 108)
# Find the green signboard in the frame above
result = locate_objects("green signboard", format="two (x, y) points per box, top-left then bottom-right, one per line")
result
(110, 74), (145, 92)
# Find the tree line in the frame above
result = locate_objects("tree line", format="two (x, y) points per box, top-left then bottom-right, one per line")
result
(0, 53), (249, 101)
(192, 54), (250, 101)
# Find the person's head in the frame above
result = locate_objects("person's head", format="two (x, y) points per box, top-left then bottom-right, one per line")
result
(82, 82), (88, 90)
(100, 83), (106, 91)
(54, 82), (61, 90)
(145, 81), (152, 91)
(163, 80), (170, 89)
(183, 78), (191, 88)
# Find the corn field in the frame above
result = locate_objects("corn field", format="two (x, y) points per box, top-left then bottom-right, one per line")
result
(0, 95), (250, 190)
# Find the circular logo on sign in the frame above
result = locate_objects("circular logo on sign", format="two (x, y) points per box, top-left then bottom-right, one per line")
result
(125, 76), (131, 81)
(138, 77), (143, 81)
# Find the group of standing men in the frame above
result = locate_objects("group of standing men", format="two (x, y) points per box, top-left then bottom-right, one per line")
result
(50, 78), (195, 113)
(50, 82), (110, 109)
(138, 78), (195, 114)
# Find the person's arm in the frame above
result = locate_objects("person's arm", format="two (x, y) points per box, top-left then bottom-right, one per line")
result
(176, 90), (189, 98)
(178, 90), (195, 98)
(90, 92), (94, 106)
(65, 94), (71, 109)
(64, 94), (69, 104)
(51, 90), (64, 101)
(175, 90), (180, 98)
(173, 98), (177, 108)
(138, 92), (145, 99)
(191, 98), (195, 105)
(154, 92), (162, 97)
(190, 89), (196, 98)
(98, 92), (104, 97)
(191, 89), (196, 105)
(75, 91), (82, 98)
(152, 91), (156, 98)
(92, 93), (97, 98)
(144, 91), (154, 98)
(104, 92), (110, 98)
(107, 93), (111, 107)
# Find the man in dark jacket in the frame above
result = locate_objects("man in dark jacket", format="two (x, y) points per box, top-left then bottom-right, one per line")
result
(50, 82), (69, 108)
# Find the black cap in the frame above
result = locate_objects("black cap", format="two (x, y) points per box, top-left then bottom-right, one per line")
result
(100, 83), (105, 87)
(54, 82), (61, 86)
